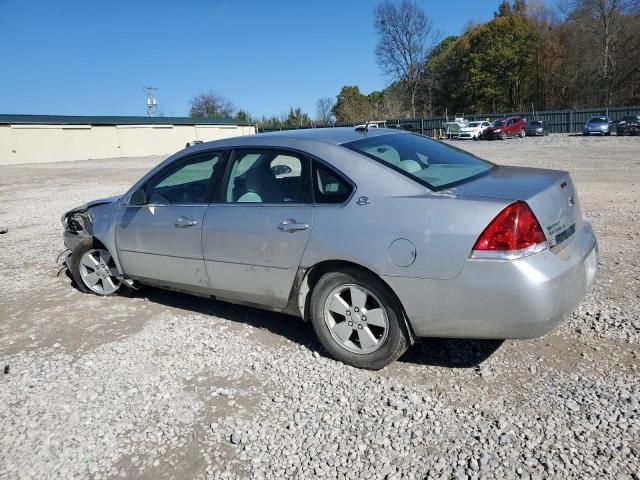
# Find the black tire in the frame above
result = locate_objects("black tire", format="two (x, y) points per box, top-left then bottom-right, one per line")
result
(309, 268), (409, 370)
(605, 132), (611, 136)
(69, 237), (132, 296)
(500, 132), (507, 140)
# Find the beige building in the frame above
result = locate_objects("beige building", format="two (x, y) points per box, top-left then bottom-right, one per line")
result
(0, 115), (255, 165)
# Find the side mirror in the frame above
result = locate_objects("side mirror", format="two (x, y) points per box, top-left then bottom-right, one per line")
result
(129, 188), (147, 206)
(271, 164), (292, 176)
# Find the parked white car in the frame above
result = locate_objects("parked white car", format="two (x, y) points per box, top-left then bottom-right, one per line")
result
(458, 121), (491, 140)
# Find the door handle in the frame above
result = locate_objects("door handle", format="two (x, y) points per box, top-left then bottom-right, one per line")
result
(278, 219), (309, 233)
(174, 216), (198, 228)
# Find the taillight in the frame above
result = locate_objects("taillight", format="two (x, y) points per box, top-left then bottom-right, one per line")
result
(471, 201), (547, 259)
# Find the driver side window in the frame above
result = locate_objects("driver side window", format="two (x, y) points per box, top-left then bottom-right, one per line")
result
(146, 152), (222, 205)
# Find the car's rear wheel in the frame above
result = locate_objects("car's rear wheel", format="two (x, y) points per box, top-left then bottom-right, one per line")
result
(500, 132), (507, 140)
(310, 268), (409, 370)
(519, 129), (525, 138)
(69, 238), (126, 296)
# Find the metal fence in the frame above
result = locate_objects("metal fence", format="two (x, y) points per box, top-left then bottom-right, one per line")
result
(258, 105), (640, 136)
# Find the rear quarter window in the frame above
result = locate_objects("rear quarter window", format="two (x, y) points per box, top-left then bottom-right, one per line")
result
(344, 133), (494, 190)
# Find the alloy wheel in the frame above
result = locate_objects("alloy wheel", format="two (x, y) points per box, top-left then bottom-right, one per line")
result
(323, 284), (389, 355)
(79, 248), (121, 295)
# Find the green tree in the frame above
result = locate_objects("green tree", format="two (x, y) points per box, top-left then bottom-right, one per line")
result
(235, 109), (252, 122)
(420, 35), (471, 115)
(285, 107), (312, 127)
(367, 91), (386, 119)
(332, 86), (371, 122)
(465, 13), (538, 112)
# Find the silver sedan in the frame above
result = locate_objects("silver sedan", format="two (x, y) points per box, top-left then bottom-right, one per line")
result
(62, 128), (598, 369)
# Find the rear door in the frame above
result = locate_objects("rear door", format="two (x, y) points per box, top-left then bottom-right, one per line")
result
(116, 150), (226, 291)
(202, 148), (313, 307)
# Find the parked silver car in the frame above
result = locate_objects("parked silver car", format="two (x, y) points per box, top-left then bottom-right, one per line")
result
(62, 128), (598, 369)
(583, 116), (612, 135)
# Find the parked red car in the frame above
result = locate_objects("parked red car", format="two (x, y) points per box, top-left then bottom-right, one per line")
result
(480, 116), (526, 140)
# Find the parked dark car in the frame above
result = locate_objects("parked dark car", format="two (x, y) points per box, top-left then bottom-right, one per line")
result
(525, 120), (549, 136)
(480, 117), (527, 140)
(582, 116), (612, 136)
(616, 115), (640, 136)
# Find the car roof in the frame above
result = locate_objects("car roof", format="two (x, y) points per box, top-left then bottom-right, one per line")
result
(195, 127), (408, 150)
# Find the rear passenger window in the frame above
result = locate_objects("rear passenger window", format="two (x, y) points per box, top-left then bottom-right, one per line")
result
(313, 162), (352, 204)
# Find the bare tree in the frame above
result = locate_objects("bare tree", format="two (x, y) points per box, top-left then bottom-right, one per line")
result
(374, 0), (438, 117)
(189, 91), (235, 118)
(574, 0), (639, 105)
(316, 97), (335, 124)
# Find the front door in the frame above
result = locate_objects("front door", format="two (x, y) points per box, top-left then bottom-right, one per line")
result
(116, 150), (226, 291)
(202, 149), (313, 307)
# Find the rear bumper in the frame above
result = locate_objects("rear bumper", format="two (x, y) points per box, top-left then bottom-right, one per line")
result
(384, 222), (598, 339)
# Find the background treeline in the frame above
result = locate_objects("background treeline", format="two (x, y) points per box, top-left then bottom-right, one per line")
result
(189, 0), (640, 127)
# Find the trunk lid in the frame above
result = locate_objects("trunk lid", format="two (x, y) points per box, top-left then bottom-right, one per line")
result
(448, 166), (581, 249)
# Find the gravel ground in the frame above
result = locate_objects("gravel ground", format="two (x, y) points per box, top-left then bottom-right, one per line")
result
(0, 134), (639, 479)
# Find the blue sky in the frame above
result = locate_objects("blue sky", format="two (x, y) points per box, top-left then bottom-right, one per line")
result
(0, 0), (496, 118)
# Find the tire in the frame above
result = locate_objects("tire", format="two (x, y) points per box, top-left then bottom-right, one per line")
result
(309, 268), (409, 370)
(519, 129), (525, 138)
(473, 135), (479, 141)
(500, 132), (507, 140)
(69, 237), (130, 296)
(605, 132), (611, 136)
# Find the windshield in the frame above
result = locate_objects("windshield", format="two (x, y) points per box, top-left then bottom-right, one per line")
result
(343, 133), (494, 190)
(491, 120), (505, 127)
(530, 121), (543, 126)
(468, 122), (482, 127)
(588, 117), (608, 123)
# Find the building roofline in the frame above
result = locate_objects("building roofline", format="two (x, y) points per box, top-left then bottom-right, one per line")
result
(0, 114), (253, 127)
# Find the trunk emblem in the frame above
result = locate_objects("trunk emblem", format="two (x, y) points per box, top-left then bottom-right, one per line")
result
(356, 196), (370, 206)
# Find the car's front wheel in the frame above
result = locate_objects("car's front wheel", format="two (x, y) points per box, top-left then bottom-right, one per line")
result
(69, 238), (127, 296)
(519, 129), (525, 138)
(310, 268), (409, 370)
(500, 132), (507, 140)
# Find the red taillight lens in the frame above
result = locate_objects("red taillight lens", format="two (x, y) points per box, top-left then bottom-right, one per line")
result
(473, 201), (546, 252)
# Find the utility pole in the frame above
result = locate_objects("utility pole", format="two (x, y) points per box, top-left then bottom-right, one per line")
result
(143, 86), (158, 116)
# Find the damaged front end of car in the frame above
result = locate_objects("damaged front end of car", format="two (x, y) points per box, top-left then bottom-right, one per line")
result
(59, 195), (122, 268)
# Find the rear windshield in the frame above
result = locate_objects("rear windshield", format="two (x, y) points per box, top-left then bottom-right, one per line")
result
(491, 120), (505, 127)
(343, 133), (494, 190)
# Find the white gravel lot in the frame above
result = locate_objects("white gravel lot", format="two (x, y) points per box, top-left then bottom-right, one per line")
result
(0, 134), (639, 480)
